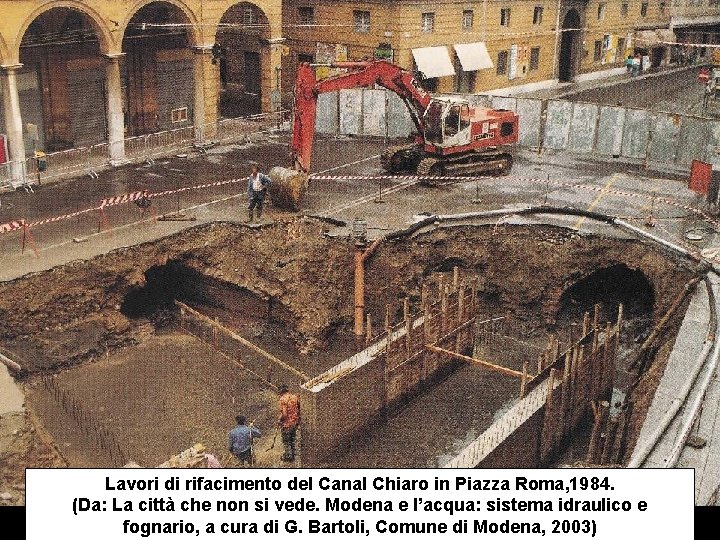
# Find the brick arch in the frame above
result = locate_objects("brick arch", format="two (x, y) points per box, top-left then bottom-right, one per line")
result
(120, 0), (199, 47)
(14, 1), (115, 61)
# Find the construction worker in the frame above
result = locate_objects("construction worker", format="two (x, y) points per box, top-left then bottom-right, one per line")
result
(228, 415), (261, 467)
(246, 165), (271, 222)
(278, 384), (300, 462)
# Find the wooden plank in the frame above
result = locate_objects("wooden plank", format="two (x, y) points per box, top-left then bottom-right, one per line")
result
(426, 344), (524, 377)
(175, 300), (309, 381)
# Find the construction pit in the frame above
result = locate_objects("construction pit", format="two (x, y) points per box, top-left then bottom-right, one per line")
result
(0, 217), (699, 477)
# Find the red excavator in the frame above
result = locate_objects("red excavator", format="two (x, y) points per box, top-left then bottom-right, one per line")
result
(269, 60), (518, 209)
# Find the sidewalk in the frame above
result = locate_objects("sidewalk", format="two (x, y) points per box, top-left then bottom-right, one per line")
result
(514, 64), (696, 101)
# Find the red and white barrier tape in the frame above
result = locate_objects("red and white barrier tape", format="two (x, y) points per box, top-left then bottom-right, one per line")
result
(0, 219), (26, 235)
(310, 173), (720, 229)
(100, 191), (146, 208)
(3, 172), (718, 238)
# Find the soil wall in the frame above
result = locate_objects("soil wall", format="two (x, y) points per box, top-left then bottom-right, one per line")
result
(0, 220), (696, 377)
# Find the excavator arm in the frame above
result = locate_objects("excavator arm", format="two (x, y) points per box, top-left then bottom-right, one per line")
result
(290, 60), (432, 173)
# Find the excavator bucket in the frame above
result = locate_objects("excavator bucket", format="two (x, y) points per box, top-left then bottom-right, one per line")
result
(268, 166), (309, 212)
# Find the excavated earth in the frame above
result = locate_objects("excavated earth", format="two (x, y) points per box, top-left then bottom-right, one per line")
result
(0, 218), (699, 473)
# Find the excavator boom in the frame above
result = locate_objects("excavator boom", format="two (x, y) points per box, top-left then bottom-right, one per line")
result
(291, 60), (431, 173)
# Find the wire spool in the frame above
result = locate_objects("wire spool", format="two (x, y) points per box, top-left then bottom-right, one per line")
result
(268, 167), (308, 211)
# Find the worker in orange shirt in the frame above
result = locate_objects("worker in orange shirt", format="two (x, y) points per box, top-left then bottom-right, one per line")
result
(278, 384), (300, 462)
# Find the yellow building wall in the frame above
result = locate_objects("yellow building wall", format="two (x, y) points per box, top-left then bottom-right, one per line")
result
(0, 0), (284, 63)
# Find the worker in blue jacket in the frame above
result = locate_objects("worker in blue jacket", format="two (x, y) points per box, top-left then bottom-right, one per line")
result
(247, 165), (272, 222)
(229, 415), (261, 466)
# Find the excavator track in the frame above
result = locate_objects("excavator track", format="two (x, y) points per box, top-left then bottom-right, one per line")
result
(415, 151), (513, 183)
(380, 143), (423, 173)
(416, 157), (443, 179)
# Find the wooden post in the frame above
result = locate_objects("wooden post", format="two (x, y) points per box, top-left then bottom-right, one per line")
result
(600, 416), (620, 465)
(365, 314), (372, 345)
(405, 317), (412, 360)
(520, 361), (529, 397)
(616, 402), (634, 464)
(403, 297), (410, 322)
(561, 349), (572, 441)
(609, 409), (628, 464)
(544, 367), (559, 460)
(452, 266), (459, 289)
(586, 400), (610, 463)
(441, 285), (449, 336)
(582, 311), (590, 336)
(213, 317), (219, 347)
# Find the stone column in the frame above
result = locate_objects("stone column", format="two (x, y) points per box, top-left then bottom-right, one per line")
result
(260, 38), (285, 114)
(192, 46), (219, 141)
(1, 64), (27, 181)
(104, 54), (126, 163)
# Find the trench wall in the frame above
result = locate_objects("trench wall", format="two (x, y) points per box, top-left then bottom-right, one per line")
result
(315, 89), (720, 174)
(301, 282), (474, 466)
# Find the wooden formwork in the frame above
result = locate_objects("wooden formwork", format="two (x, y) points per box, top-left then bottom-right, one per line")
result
(377, 275), (479, 407)
(538, 304), (622, 463)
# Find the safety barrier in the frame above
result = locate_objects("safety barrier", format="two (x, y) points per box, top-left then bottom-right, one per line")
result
(125, 125), (196, 161)
(215, 110), (288, 144)
(2, 171), (719, 262)
(0, 111), (289, 191)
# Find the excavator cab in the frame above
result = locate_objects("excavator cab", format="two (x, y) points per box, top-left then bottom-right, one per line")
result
(423, 99), (472, 148)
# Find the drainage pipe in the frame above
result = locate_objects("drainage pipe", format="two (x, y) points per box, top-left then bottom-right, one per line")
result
(663, 276), (720, 468)
(0, 351), (23, 374)
(354, 237), (384, 338)
(626, 276), (719, 468)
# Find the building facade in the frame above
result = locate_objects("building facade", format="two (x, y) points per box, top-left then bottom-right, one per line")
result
(0, 0), (284, 173)
(282, 1), (695, 94)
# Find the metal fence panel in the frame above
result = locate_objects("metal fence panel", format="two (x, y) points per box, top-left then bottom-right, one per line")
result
(596, 106), (626, 156)
(704, 120), (720, 168)
(675, 116), (711, 167)
(386, 92), (415, 138)
(568, 103), (599, 153)
(363, 89), (387, 137)
(339, 89), (363, 135)
(543, 100), (573, 150)
(647, 113), (681, 164)
(621, 109), (651, 159)
(316, 92), (338, 134)
(516, 98), (542, 148)
(490, 96), (517, 112)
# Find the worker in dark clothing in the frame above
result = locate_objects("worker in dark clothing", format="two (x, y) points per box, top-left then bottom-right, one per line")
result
(246, 165), (272, 222)
(228, 415), (261, 466)
(278, 384), (301, 462)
